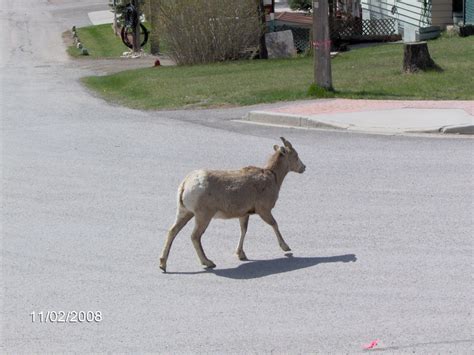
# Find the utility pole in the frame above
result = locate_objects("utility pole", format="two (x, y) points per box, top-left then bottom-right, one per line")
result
(313, 0), (333, 90)
(132, 0), (141, 53)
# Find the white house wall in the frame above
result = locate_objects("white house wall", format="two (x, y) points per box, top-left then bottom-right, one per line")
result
(362, 0), (453, 30)
(362, 0), (430, 30)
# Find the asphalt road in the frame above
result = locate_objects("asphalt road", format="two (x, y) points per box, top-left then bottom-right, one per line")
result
(1, 1), (472, 353)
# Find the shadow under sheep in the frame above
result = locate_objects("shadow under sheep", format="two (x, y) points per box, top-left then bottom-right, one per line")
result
(167, 254), (357, 280)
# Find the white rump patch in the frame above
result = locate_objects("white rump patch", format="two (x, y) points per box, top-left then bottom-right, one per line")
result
(181, 170), (209, 211)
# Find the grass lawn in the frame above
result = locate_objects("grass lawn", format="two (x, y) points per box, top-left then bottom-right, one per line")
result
(67, 23), (154, 58)
(82, 35), (474, 109)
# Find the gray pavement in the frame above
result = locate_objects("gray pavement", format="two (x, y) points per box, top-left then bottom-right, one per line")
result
(1, 1), (473, 353)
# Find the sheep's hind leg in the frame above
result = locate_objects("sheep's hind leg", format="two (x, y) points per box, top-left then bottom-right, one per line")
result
(258, 211), (291, 252)
(160, 207), (194, 272)
(235, 215), (249, 261)
(191, 214), (216, 269)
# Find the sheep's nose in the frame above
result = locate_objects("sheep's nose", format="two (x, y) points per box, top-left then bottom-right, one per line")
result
(300, 164), (306, 173)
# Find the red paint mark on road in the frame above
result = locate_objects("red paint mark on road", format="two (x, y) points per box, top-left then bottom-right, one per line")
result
(363, 339), (379, 350)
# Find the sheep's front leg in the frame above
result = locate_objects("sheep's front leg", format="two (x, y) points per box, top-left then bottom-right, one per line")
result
(235, 215), (249, 261)
(258, 211), (291, 252)
(191, 215), (216, 269)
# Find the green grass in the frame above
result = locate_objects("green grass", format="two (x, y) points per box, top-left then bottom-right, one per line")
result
(82, 35), (474, 109)
(67, 23), (153, 58)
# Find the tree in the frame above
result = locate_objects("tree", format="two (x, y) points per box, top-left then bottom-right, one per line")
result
(149, 0), (160, 54)
(258, 0), (268, 59)
(110, 0), (146, 26)
(110, 0), (145, 52)
(289, 0), (313, 12)
(131, 0), (141, 52)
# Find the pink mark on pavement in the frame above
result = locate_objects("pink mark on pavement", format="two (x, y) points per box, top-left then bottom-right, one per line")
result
(363, 339), (379, 350)
(270, 99), (474, 117)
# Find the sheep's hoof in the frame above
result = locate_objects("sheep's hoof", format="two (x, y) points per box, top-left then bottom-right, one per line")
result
(235, 251), (248, 261)
(280, 243), (291, 252)
(203, 260), (216, 269)
(159, 258), (167, 273)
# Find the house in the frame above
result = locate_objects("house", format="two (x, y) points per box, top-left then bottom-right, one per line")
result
(274, 11), (313, 29)
(362, 0), (474, 41)
(272, 12), (312, 51)
(467, 0), (474, 24)
(454, 0), (474, 25)
(274, 1), (401, 50)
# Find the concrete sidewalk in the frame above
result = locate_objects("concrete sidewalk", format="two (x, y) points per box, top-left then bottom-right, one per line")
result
(244, 99), (474, 135)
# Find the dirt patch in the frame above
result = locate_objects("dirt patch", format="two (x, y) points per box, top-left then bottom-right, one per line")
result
(62, 30), (175, 75)
(70, 56), (175, 75)
(62, 30), (74, 47)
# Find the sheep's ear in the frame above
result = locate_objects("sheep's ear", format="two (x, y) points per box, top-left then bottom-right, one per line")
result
(273, 144), (279, 151)
(279, 146), (288, 155)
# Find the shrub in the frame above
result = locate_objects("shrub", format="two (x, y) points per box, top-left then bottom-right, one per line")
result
(158, 0), (261, 65)
(289, 0), (313, 13)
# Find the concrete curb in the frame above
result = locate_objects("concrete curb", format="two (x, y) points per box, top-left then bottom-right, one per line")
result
(440, 124), (474, 135)
(244, 111), (474, 135)
(243, 111), (349, 130)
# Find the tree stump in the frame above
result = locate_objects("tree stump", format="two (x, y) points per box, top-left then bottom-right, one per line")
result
(403, 42), (441, 73)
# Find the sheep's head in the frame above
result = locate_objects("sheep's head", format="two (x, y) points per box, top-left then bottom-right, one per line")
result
(273, 137), (306, 173)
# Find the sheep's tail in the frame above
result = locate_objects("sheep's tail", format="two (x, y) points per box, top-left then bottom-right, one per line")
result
(177, 180), (186, 208)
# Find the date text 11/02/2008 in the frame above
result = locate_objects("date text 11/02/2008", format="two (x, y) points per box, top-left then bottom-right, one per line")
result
(30, 311), (102, 323)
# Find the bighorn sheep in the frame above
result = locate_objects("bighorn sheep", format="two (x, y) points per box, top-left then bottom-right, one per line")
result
(159, 137), (306, 272)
